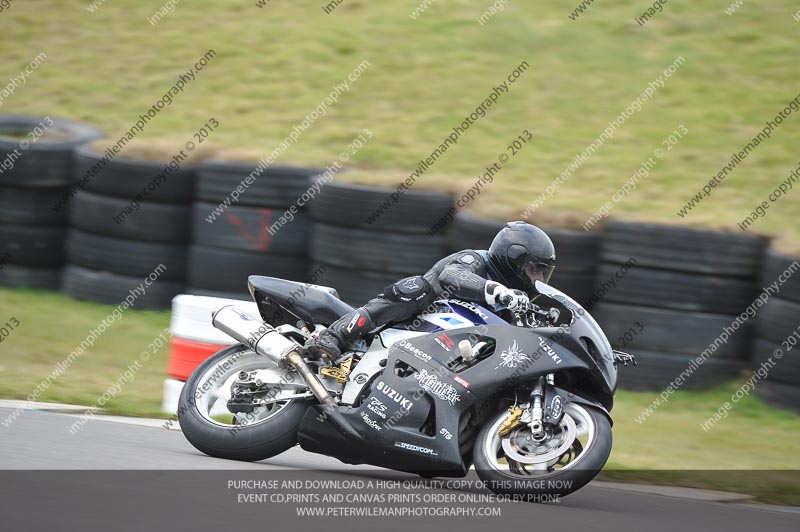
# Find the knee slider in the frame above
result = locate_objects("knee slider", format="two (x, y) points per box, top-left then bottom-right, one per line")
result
(386, 276), (432, 303)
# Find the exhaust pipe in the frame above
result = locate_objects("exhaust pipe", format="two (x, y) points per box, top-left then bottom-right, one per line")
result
(211, 305), (360, 439)
(212, 305), (297, 368)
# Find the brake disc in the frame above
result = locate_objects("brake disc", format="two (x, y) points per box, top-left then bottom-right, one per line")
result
(501, 414), (577, 464)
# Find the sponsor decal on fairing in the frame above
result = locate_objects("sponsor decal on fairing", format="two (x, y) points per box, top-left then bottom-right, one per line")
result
(361, 412), (382, 431)
(434, 333), (455, 351)
(414, 369), (461, 405)
(394, 442), (438, 455)
(367, 397), (388, 419)
(494, 340), (529, 369)
(397, 339), (432, 362)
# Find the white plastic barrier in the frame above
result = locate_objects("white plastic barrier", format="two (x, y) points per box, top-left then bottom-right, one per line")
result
(163, 294), (261, 414)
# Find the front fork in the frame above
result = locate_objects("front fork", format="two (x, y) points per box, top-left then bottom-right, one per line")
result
(499, 374), (564, 439)
(528, 377), (546, 440)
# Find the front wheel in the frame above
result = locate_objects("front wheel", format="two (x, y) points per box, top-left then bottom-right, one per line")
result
(178, 344), (310, 462)
(473, 403), (611, 498)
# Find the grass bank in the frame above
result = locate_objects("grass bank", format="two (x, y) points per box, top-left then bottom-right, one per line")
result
(1, 0), (798, 250)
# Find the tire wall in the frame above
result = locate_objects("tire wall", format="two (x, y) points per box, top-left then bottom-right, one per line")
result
(308, 181), (454, 306)
(591, 220), (768, 392)
(62, 144), (193, 309)
(189, 161), (323, 299)
(1, 114), (798, 403)
(751, 250), (800, 411)
(0, 116), (102, 290)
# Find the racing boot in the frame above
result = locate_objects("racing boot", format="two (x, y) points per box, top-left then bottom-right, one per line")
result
(304, 308), (376, 360)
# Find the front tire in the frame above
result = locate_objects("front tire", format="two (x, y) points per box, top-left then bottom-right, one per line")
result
(473, 403), (612, 498)
(178, 344), (309, 462)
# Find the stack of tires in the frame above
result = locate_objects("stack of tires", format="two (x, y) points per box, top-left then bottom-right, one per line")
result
(752, 250), (800, 412)
(592, 221), (768, 390)
(0, 116), (102, 289)
(309, 181), (454, 306)
(448, 213), (599, 307)
(162, 294), (259, 413)
(63, 147), (192, 309)
(189, 161), (322, 300)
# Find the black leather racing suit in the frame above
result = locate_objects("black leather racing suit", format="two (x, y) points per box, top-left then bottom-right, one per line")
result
(319, 249), (513, 351)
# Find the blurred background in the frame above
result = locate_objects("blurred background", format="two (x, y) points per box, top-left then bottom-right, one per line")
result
(0, 0), (798, 503)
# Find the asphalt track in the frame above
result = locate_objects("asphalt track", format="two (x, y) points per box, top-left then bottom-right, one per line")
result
(0, 406), (797, 532)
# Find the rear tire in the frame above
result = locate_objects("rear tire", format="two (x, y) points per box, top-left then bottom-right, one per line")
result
(178, 344), (310, 462)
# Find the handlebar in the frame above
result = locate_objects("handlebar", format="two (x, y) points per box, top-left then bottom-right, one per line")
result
(509, 300), (559, 327)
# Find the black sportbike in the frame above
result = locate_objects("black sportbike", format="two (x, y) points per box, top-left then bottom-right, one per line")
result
(178, 276), (635, 497)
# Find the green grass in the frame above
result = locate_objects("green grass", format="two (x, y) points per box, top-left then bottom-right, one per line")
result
(0, 287), (171, 418)
(611, 384), (800, 471)
(2, 1), (799, 250)
(607, 385), (800, 504)
(1, 287), (798, 503)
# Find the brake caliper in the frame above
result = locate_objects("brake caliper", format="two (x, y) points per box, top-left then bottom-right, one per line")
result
(498, 406), (524, 437)
(228, 371), (265, 414)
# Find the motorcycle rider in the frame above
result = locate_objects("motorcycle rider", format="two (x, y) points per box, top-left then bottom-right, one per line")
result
(305, 221), (556, 360)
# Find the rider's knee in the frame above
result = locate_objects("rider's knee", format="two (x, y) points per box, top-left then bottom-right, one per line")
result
(384, 276), (434, 307)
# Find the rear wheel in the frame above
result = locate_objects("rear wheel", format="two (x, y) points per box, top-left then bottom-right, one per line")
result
(178, 344), (310, 462)
(473, 403), (611, 497)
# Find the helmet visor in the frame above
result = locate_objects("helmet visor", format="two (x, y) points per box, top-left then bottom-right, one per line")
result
(523, 260), (555, 285)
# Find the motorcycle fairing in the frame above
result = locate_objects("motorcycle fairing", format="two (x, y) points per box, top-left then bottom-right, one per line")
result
(397, 325), (614, 406)
(533, 280), (617, 397)
(297, 323), (611, 474)
(297, 339), (475, 475)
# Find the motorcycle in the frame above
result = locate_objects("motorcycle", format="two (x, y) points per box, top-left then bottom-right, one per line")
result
(178, 275), (635, 497)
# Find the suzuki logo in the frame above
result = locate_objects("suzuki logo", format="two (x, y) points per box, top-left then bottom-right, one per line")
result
(538, 337), (563, 365)
(376, 381), (413, 411)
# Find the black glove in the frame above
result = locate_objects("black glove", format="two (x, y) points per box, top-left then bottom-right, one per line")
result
(304, 330), (342, 360)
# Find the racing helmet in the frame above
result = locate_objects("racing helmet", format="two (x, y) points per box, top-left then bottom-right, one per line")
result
(487, 221), (556, 292)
